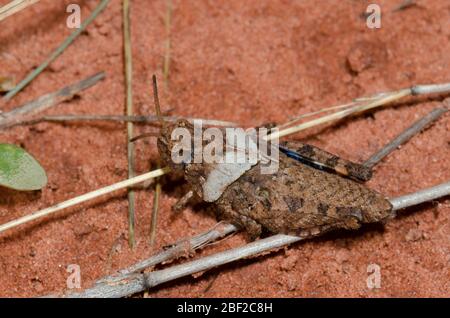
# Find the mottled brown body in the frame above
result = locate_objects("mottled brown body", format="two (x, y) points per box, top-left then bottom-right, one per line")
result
(158, 120), (393, 240)
(215, 154), (392, 239)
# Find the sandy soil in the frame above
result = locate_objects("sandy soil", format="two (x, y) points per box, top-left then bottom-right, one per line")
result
(0, 0), (449, 297)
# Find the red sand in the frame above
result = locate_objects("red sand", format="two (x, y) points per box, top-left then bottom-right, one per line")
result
(0, 0), (449, 297)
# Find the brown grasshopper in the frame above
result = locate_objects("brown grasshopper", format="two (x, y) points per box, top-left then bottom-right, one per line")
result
(150, 75), (393, 240)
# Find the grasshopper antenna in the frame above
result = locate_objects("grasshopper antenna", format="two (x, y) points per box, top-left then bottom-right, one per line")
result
(152, 74), (166, 129)
(128, 75), (165, 142)
(130, 131), (160, 142)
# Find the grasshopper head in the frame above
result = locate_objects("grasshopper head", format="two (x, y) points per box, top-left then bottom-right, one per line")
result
(157, 119), (194, 174)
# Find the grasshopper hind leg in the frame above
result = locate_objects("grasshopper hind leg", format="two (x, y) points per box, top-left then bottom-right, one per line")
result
(279, 141), (372, 182)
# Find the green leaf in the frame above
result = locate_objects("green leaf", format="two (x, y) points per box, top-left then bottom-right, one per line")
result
(0, 144), (47, 191)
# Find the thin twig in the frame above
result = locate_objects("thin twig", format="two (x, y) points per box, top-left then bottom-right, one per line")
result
(149, 163), (161, 246)
(411, 83), (450, 95)
(393, 0), (416, 12)
(163, 0), (172, 89)
(390, 181), (450, 211)
(0, 0), (39, 22)
(0, 167), (170, 235)
(277, 101), (358, 129)
(277, 93), (391, 130)
(121, 222), (238, 275)
(3, 0), (110, 100)
(0, 72), (105, 129)
(123, 0), (136, 249)
(62, 181), (450, 298)
(269, 82), (450, 141)
(364, 107), (448, 168)
(269, 89), (411, 140)
(11, 114), (237, 128)
(62, 222), (238, 298)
